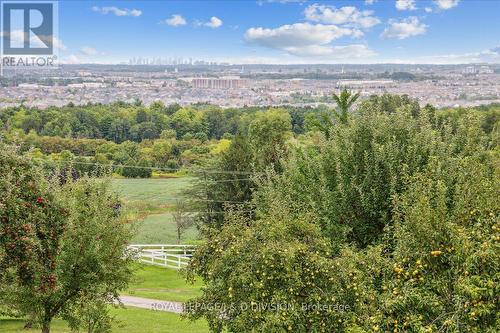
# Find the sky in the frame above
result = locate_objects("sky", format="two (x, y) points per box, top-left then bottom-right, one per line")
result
(52, 0), (500, 64)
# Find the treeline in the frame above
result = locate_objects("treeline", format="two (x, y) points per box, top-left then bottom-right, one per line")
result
(0, 101), (326, 178)
(1, 105), (305, 178)
(0, 101), (318, 143)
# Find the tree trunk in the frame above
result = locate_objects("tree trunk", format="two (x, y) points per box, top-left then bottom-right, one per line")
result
(41, 322), (50, 333)
(41, 312), (52, 333)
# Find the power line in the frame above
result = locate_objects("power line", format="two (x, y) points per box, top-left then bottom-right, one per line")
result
(188, 199), (255, 205)
(205, 178), (254, 183)
(122, 197), (253, 205)
(33, 158), (261, 176)
(185, 210), (255, 215)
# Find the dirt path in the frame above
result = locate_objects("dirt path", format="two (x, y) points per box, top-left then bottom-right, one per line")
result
(119, 295), (184, 314)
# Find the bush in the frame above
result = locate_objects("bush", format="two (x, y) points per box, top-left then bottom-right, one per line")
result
(166, 159), (179, 170)
(120, 159), (152, 178)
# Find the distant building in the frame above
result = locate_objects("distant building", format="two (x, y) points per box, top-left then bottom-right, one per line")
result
(191, 76), (244, 89)
(67, 82), (106, 88)
(478, 65), (493, 74)
(336, 79), (395, 89)
(463, 66), (477, 74)
(18, 83), (40, 88)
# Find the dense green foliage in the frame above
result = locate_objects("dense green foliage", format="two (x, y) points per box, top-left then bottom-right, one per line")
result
(185, 96), (500, 332)
(0, 101), (314, 143)
(0, 102), (319, 177)
(0, 148), (68, 323)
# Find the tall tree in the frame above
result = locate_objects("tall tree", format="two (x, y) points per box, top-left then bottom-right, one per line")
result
(306, 89), (360, 139)
(332, 88), (360, 124)
(187, 133), (254, 230)
(247, 108), (292, 171)
(0, 148), (134, 333)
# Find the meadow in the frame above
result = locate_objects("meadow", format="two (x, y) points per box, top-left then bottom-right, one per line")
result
(111, 177), (200, 244)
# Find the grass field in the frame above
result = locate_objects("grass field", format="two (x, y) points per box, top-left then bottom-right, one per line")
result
(0, 307), (208, 333)
(111, 178), (194, 208)
(124, 264), (203, 302)
(111, 178), (200, 244)
(130, 212), (199, 244)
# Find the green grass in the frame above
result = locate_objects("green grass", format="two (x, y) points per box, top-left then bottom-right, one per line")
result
(131, 212), (199, 244)
(0, 307), (208, 333)
(111, 178), (200, 244)
(124, 264), (203, 303)
(111, 178), (194, 208)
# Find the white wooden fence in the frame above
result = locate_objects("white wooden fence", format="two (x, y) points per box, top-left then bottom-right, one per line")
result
(128, 244), (196, 270)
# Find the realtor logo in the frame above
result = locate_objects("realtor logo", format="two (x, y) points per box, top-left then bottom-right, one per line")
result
(2, 1), (53, 54)
(1, 0), (58, 71)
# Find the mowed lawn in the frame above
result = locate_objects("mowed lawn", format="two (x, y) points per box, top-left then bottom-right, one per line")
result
(124, 264), (203, 302)
(111, 177), (199, 244)
(0, 307), (208, 333)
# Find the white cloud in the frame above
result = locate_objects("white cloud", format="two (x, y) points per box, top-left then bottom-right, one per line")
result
(62, 55), (81, 64)
(365, 0), (377, 5)
(395, 0), (417, 11)
(92, 6), (142, 17)
(162, 14), (187, 27)
(205, 16), (223, 28)
(194, 16), (223, 28)
(1, 30), (66, 50)
(52, 37), (67, 51)
(285, 44), (376, 58)
(381, 16), (427, 39)
(386, 46), (500, 64)
(245, 23), (374, 58)
(424, 7), (433, 13)
(433, 0), (460, 10)
(304, 4), (380, 28)
(80, 46), (97, 55)
(246, 23), (361, 49)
